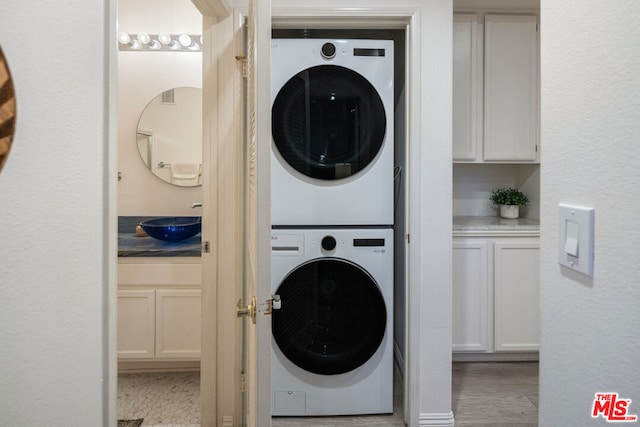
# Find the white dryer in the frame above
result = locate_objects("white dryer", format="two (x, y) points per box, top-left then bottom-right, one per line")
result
(271, 228), (393, 416)
(271, 39), (394, 226)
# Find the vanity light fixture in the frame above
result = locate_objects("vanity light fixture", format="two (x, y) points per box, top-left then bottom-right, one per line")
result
(118, 32), (202, 52)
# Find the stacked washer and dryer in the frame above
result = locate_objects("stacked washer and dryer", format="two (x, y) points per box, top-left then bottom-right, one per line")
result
(270, 38), (395, 417)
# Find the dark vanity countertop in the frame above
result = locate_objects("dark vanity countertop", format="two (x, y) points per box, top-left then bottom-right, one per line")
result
(453, 216), (540, 234)
(118, 216), (201, 257)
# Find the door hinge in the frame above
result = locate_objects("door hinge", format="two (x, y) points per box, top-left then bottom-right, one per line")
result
(235, 55), (247, 78)
(406, 234), (410, 244)
(240, 372), (246, 393)
(535, 145), (538, 153)
(203, 241), (211, 253)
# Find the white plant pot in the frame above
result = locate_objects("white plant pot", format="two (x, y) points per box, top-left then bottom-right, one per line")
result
(500, 204), (520, 219)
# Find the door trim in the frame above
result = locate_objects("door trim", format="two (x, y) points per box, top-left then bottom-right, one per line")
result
(197, 3), (454, 426)
(270, 5), (454, 427)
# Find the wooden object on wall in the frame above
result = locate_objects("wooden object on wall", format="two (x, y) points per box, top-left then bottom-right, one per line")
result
(0, 45), (16, 173)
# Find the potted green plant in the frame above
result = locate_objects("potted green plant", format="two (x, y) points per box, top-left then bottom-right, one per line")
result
(489, 187), (529, 219)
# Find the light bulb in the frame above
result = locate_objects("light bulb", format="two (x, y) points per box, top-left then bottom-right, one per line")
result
(137, 32), (151, 45)
(158, 33), (172, 45)
(118, 32), (131, 45)
(178, 34), (192, 47)
(148, 40), (161, 50)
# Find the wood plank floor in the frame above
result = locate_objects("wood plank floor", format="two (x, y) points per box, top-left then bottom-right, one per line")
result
(452, 362), (539, 426)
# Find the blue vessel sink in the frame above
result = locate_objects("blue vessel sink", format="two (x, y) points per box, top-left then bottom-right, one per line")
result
(140, 216), (202, 242)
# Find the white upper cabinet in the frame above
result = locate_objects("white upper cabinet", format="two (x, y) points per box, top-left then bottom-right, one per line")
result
(453, 14), (480, 161)
(453, 13), (539, 163)
(484, 14), (539, 162)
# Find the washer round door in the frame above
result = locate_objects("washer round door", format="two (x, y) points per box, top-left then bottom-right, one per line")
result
(272, 258), (387, 375)
(272, 65), (387, 181)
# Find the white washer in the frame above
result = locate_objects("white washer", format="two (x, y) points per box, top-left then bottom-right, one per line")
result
(271, 228), (393, 416)
(271, 39), (394, 226)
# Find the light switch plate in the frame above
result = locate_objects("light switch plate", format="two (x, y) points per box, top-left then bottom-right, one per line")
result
(558, 204), (595, 277)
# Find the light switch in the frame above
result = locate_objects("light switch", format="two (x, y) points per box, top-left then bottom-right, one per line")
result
(564, 220), (579, 257)
(558, 204), (595, 277)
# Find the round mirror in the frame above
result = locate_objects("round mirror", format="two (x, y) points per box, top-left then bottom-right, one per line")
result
(136, 86), (202, 187)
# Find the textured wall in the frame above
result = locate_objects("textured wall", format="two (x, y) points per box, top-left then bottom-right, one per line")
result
(540, 1), (640, 425)
(0, 1), (111, 425)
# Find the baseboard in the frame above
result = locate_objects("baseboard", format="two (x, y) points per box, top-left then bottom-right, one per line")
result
(419, 411), (455, 426)
(118, 360), (200, 373)
(452, 352), (539, 363)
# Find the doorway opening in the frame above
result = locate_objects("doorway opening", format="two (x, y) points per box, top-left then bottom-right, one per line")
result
(270, 27), (408, 426)
(115, 0), (204, 424)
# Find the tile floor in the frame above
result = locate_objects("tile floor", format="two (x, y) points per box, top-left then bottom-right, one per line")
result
(117, 371), (200, 427)
(117, 362), (539, 426)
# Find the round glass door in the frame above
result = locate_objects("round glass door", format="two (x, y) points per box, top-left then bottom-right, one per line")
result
(272, 65), (387, 181)
(272, 258), (387, 375)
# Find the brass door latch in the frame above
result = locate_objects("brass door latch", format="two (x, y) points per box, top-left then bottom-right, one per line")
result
(237, 295), (281, 324)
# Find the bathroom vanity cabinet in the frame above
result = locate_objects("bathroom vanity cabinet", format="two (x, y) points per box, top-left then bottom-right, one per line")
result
(452, 218), (540, 360)
(117, 258), (202, 369)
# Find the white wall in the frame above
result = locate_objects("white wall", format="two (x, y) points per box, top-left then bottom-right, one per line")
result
(540, 1), (640, 425)
(118, 0), (203, 215)
(453, 164), (540, 219)
(0, 1), (113, 425)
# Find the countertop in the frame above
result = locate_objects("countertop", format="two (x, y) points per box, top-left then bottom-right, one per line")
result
(453, 216), (540, 234)
(118, 216), (201, 257)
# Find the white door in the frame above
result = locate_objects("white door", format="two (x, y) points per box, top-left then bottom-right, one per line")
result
(198, 0), (271, 424)
(241, 0), (272, 425)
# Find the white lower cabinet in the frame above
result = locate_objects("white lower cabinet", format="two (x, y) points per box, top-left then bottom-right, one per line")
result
(155, 289), (201, 359)
(494, 241), (540, 351)
(453, 235), (539, 356)
(117, 289), (202, 360)
(452, 241), (489, 351)
(117, 289), (156, 359)
(117, 259), (202, 362)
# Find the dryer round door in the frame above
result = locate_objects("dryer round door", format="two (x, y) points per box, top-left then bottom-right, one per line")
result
(272, 65), (387, 181)
(272, 258), (387, 375)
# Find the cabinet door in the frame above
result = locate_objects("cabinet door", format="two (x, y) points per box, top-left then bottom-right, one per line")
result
(484, 15), (538, 162)
(117, 290), (155, 359)
(155, 289), (202, 359)
(494, 241), (539, 351)
(453, 14), (480, 161)
(452, 240), (489, 351)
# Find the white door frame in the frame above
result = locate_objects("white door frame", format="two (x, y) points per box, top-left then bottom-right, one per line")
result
(192, 1), (454, 426)
(268, 5), (454, 426)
